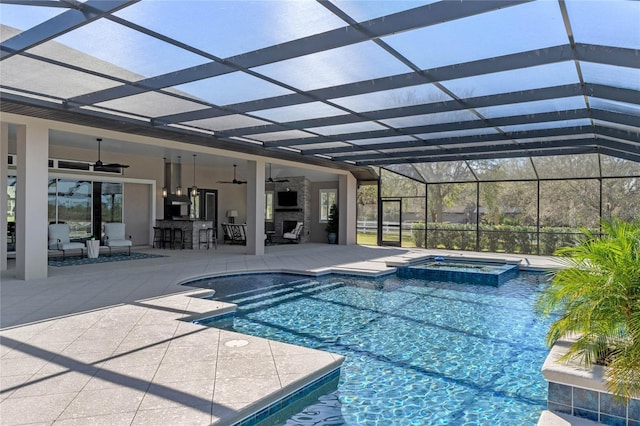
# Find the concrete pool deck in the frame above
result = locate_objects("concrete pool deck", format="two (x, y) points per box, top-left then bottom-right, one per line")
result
(1, 244), (564, 425)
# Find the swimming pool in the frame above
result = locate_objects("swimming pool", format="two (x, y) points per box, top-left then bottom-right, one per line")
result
(190, 272), (552, 425)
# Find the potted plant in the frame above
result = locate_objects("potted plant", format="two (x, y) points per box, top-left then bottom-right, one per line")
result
(537, 218), (640, 400)
(325, 204), (339, 244)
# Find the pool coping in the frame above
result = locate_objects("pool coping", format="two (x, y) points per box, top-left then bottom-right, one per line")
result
(0, 284), (345, 426)
(179, 270), (345, 426)
(173, 288), (347, 426)
(385, 253), (559, 273)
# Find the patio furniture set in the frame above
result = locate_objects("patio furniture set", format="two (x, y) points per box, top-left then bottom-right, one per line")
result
(48, 222), (132, 260)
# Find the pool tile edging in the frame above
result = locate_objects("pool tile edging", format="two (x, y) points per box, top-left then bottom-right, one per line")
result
(542, 338), (640, 425)
(232, 360), (345, 426)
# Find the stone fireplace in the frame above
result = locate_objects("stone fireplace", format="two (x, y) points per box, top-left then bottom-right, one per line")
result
(272, 176), (311, 242)
(282, 220), (298, 234)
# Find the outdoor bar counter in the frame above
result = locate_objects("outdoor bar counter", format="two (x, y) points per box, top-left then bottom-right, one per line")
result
(156, 219), (214, 249)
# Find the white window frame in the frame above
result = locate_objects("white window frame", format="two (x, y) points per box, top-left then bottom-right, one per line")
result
(319, 189), (337, 222)
(265, 190), (274, 222)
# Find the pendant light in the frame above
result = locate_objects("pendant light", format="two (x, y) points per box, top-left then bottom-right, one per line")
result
(161, 157), (168, 197)
(191, 154), (198, 197)
(175, 156), (182, 196)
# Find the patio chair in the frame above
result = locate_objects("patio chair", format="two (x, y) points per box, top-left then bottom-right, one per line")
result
(227, 223), (247, 245)
(283, 222), (303, 243)
(222, 223), (232, 244)
(48, 223), (85, 260)
(104, 222), (132, 256)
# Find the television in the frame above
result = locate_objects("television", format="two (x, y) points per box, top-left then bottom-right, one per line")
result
(277, 191), (298, 207)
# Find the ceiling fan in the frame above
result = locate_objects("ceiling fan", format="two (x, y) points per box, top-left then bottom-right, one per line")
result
(93, 138), (129, 171)
(217, 164), (247, 184)
(266, 163), (290, 183)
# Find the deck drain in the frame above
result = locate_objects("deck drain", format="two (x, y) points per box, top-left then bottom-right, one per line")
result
(225, 339), (249, 348)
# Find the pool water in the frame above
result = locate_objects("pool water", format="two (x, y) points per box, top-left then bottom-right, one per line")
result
(191, 272), (552, 425)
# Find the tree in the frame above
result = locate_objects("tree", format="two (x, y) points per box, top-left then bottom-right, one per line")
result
(357, 184), (378, 221)
(537, 218), (640, 399)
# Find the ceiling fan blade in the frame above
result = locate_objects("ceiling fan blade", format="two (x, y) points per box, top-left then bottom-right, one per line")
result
(94, 138), (129, 171)
(219, 164), (247, 184)
(266, 164), (289, 183)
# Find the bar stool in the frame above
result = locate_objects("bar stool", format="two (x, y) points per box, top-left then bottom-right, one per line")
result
(161, 227), (172, 249)
(199, 227), (216, 249)
(172, 228), (185, 250)
(209, 228), (217, 250)
(152, 227), (163, 248)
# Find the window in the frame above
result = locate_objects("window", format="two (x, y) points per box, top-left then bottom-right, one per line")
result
(190, 191), (200, 220)
(320, 189), (337, 222)
(101, 182), (123, 225)
(7, 176), (16, 223)
(6, 176), (16, 252)
(265, 191), (274, 222)
(46, 178), (123, 240)
(56, 179), (92, 238)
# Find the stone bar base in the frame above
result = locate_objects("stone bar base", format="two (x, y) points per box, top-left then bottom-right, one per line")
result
(156, 220), (213, 249)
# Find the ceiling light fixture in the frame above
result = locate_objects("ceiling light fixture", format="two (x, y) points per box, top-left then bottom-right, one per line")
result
(162, 157), (168, 197)
(191, 154), (198, 197)
(175, 156), (182, 196)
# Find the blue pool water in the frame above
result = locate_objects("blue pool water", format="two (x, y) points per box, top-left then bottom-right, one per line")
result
(189, 272), (552, 425)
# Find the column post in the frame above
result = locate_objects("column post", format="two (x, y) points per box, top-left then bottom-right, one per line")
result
(339, 173), (357, 245)
(16, 123), (49, 280)
(246, 159), (265, 255)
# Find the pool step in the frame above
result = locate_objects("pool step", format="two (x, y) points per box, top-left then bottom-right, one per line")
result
(231, 279), (317, 304)
(235, 281), (343, 311)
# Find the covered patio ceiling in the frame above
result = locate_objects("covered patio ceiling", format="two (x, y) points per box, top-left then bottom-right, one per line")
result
(1, 0), (638, 183)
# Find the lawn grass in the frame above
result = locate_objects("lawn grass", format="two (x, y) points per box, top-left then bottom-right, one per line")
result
(356, 233), (377, 245)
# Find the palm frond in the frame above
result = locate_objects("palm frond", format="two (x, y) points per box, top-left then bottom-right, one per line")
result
(537, 218), (640, 399)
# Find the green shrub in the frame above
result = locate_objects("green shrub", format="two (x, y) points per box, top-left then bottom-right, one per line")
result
(411, 221), (425, 248)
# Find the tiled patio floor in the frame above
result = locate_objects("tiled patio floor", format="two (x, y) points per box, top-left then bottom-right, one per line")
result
(1, 244), (563, 425)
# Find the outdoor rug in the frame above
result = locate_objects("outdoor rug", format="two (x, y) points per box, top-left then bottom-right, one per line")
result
(48, 252), (165, 267)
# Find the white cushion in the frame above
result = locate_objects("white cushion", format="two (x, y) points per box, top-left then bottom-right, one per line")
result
(107, 239), (132, 247)
(284, 222), (303, 239)
(104, 222), (131, 247)
(104, 223), (126, 240)
(48, 223), (72, 249)
(59, 242), (85, 250)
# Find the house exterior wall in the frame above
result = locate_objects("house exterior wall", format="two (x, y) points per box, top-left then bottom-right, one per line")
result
(124, 183), (150, 246)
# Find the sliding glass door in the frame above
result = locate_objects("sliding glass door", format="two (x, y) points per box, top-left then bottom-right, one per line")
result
(47, 178), (122, 240)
